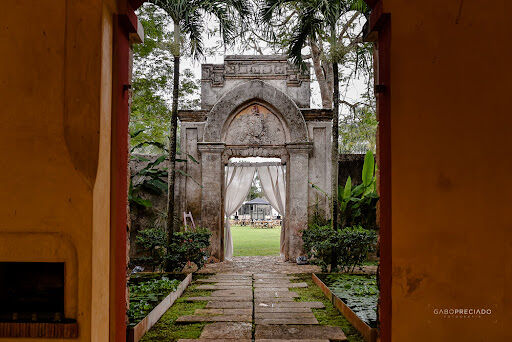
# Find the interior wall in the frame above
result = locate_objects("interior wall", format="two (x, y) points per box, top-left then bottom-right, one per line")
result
(0, 0), (118, 340)
(381, 0), (512, 340)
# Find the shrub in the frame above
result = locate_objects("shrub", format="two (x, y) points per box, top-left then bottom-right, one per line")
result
(302, 224), (338, 272)
(135, 228), (167, 271)
(337, 226), (377, 273)
(164, 228), (211, 272)
(134, 227), (211, 272)
(302, 225), (377, 273)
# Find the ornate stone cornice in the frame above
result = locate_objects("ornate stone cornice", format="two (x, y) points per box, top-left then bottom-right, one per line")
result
(286, 142), (314, 155)
(202, 55), (310, 88)
(300, 108), (333, 121)
(197, 142), (225, 154)
(178, 110), (207, 122)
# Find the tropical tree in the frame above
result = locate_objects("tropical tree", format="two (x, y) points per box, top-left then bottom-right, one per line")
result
(150, 0), (250, 243)
(131, 4), (200, 154)
(261, 0), (368, 230)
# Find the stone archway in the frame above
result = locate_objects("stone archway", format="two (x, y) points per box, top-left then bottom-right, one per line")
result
(177, 56), (333, 263)
(200, 80), (312, 262)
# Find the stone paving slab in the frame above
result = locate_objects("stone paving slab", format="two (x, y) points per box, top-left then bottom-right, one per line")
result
(197, 279), (252, 283)
(253, 283), (308, 288)
(255, 325), (347, 341)
(211, 289), (253, 297)
(253, 273), (296, 278)
(255, 318), (319, 325)
(195, 308), (253, 315)
(200, 322), (252, 339)
(187, 296), (252, 302)
(255, 307), (313, 313)
(255, 312), (316, 319)
(256, 339), (330, 342)
(254, 291), (299, 298)
(256, 301), (325, 308)
(206, 301), (253, 309)
(177, 314), (252, 323)
(254, 297), (295, 302)
(178, 339), (251, 342)
(197, 285), (252, 290)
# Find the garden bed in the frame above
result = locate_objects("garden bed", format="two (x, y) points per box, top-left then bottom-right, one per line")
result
(127, 273), (192, 342)
(313, 273), (378, 342)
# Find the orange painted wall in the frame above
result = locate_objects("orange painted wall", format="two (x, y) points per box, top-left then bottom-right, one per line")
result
(0, 0), (117, 341)
(382, 0), (512, 340)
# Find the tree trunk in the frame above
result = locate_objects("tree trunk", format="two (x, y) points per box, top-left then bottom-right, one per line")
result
(331, 61), (340, 230)
(166, 54), (180, 245)
(310, 40), (333, 108)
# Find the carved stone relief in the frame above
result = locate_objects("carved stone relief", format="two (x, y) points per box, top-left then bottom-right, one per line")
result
(224, 104), (287, 145)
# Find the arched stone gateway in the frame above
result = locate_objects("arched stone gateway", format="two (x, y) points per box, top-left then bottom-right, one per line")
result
(177, 55), (333, 262)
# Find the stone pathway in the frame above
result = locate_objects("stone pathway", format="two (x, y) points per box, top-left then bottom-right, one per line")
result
(195, 256), (377, 275)
(177, 273), (347, 342)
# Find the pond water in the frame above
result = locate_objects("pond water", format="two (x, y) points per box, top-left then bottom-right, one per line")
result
(320, 273), (378, 328)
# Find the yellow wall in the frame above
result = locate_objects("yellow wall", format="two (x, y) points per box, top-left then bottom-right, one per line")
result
(383, 0), (512, 340)
(0, 0), (117, 340)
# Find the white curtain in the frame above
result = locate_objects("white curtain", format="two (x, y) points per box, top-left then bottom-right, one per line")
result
(224, 165), (256, 259)
(257, 165), (286, 256)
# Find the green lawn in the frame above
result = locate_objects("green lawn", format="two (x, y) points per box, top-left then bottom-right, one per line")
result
(231, 225), (281, 256)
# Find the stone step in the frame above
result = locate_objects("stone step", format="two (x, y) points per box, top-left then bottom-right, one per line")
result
(206, 301), (253, 309)
(211, 289), (253, 297)
(254, 291), (299, 298)
(254, 283), (308, 288)
(255, 301), (325, 308)
(195, 308), (252, 315)
(255, 318), (319, 325)
(177, 314), (252, 323)
(199, 322), (252, 339)
(196, 285), (252, 290)
(255, 312), (316, 319)
(178, 339), (251, 342)
(255, 307), (313, 313)
(255, 325), (347, 341)
(255, 339), (330, 342)
(254, 297), (296, 302)
(253, 274), (296, 279)
(187, 296), (252, 302)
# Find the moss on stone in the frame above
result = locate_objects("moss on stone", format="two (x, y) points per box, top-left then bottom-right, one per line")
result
(292, 274), (365, 342)
(140, 279), (212, 341)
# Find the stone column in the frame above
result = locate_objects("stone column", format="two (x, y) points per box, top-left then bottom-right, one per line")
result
(198, 142), (225, 261)
(285, 143), (313, 261)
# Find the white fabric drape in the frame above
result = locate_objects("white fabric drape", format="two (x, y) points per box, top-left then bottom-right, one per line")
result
(224, 165), (256, 259)
(257, 165), (287, 256)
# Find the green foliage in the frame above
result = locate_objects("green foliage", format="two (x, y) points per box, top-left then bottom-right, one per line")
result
(302, 224), (339, 272)
(130, 3), (200, 154)
(336, 226), (377, 273)
(339, 150), (379, 229)
(165, 228), (212, 272)
(134, 227), (211, 272)
(129, 153), (168, 208)
(339, 105), (377, 153)
(322, 273), (378, 327)
(302, 224), (377, 272)
(127, 276), (180, 324)
(136, 228), (167, 270)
